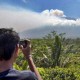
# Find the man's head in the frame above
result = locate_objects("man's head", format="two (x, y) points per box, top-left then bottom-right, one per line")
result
(0, 28), (20, 61)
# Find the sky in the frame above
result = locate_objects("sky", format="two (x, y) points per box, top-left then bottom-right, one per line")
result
(0, 0), (80, 32)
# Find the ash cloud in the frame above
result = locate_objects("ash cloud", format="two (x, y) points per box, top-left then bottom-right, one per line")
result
(0, 6), (80, 32)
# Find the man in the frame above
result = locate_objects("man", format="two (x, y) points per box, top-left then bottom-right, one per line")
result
(0, 28), (42, 80)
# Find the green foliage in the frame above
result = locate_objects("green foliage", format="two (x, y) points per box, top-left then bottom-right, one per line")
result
(14, 60), (28, 70)
(51, 35), (62, 67)
(59, 53), (80, 68)
(31, 39), (53, 67)
(13, 50), (28, 71)
(38, 67), (80, 80)
(13, 31), (80, 80)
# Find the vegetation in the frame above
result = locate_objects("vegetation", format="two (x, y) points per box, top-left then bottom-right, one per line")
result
(14, 31), (80, 80)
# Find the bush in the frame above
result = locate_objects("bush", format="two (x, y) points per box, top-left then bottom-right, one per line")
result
(38, 67), (80, 80)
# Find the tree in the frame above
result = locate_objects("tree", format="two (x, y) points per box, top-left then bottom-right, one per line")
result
(51, 35), (62, 67)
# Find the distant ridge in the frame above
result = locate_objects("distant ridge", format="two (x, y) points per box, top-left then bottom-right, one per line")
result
(19, 25), (80, 39)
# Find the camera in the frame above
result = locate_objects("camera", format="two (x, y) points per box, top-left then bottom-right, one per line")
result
(19, 40), (28, 48)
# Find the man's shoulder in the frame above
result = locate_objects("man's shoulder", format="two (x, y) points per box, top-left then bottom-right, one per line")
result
(0, 69), (38, 80)
(9, 69), (38, 80)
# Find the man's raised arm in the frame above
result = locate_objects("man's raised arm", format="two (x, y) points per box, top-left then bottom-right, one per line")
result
(20, 40), (43, 80)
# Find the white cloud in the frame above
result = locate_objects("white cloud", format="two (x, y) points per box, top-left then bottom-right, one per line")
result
(41, 9), (80, 27)
(41, 9), (66, 17)
(0, 8), (48, 32)
(0, 6), (80, 32)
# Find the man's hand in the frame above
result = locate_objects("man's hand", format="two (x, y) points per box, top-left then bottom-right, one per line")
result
(20, 39), (32, 59)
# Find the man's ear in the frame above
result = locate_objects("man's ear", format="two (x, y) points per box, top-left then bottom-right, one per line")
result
(12, 44), (19, 61)
(15, 44), (19, 56)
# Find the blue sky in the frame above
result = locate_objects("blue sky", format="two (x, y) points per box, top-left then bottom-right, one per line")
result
(0, 0), (80, 32)
(0, 0), (80, 18)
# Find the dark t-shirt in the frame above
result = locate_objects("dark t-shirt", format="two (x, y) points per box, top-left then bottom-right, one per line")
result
(0, 69), (38, 80)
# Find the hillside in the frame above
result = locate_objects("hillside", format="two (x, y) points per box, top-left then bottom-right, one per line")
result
(19, 25), (80, 39)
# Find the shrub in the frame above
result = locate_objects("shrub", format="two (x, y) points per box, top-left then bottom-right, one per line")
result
(38, 67), (80, 80)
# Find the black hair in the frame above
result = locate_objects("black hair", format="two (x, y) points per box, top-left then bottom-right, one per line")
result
(0, 28), (20, 61)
